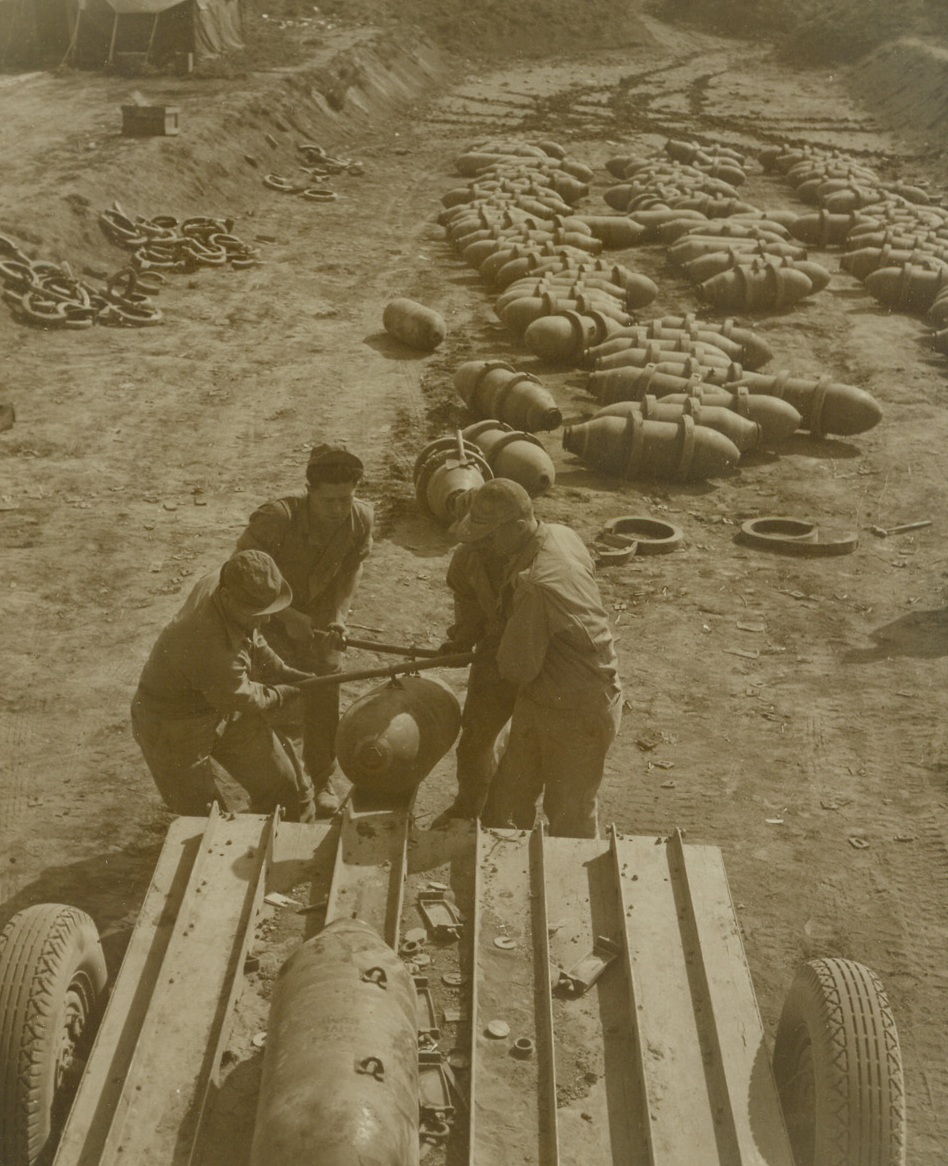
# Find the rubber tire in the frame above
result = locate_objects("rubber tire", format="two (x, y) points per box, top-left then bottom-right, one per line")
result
(603, 515), (684, 555)
(0, 904), (108, 1166)
(772, 958), (905, 1166)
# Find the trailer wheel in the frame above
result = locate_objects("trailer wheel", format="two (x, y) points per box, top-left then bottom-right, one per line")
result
(772, 958), (905, 1166)
(0, 904), (108, 1166)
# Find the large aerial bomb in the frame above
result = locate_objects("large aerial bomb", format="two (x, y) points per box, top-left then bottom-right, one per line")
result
(336, 675), (462, 800)
(563, 413), (740, 481)
(382, 298), (446, 351)
(454, 360), (562, 431)
(250, 918), (419, 1166)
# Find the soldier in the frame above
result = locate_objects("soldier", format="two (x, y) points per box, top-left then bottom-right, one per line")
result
(131, 549), (315, 820)
(236, 442), (373, 815)
(428, 536), (518, 828)
(432, 479), (621, 838)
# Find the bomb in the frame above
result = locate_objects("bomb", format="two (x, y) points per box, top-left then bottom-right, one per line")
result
(336, 675), (462, 800)
(382, 298), (446, 351)
(250, 918), (419, 1166)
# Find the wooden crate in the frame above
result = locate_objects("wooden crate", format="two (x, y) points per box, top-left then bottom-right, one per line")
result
(120, 104), (180, 137)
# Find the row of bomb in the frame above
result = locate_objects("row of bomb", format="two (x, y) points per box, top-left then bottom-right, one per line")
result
(438, 136), (660, 347)
(759, 144), (948, 356)
(511, 139), (882, 449)
(414, 139), (883, 509)
(600, 140), (832, 314)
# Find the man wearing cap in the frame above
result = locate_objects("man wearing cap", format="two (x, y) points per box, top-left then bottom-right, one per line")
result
(131, 549), (316, 820)
(433, 478), (621, 839)
(236, 442), (373, 815)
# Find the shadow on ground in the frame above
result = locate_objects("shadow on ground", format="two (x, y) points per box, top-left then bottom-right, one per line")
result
(843, 606), (948, 662)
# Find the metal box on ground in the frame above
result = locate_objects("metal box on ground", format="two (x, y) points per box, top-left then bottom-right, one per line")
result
(121, 104), (180, 136)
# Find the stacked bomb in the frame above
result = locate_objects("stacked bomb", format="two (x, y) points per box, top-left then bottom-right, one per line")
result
(440, 138), (658, 355)
(412, 413), (558, 526)
(603, 139), (756, 218)
(760, 144), (937, 215)
(662, 216), (831, 312)
(765, 143), (948, 356)
(580, 341), (882, 443)
(599, 140), (830, 314)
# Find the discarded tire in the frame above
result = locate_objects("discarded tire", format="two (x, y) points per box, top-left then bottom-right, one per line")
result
(0, 904), (108, 1166)
(772, 958), (905, 1166)
(602, 515), (684, 554)
(737, 517), (858, 556)
(382, 298), (446, 351)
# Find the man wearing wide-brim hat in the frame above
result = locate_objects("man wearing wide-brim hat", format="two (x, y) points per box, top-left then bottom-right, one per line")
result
(236, 441), (374, 816)
(131, 549), (315, 820)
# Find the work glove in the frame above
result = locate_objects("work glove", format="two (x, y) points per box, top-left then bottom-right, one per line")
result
(298, 794), (317, 825)
(325, 621), (348, 650)
(272, 683), (303, 709)
(435, 639), (469, 657)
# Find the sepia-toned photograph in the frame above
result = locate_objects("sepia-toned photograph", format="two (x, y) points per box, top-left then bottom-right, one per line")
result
(0, 0), (945, 1162)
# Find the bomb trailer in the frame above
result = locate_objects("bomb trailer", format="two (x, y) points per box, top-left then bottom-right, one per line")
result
(0, 659), (905, 1166)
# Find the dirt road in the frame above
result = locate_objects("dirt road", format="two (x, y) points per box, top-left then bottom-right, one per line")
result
(0, 4), (946, 1161)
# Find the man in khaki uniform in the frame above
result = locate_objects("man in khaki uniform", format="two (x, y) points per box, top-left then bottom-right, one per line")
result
(429, 540), (517, 827)
(236, 443), (373, 815)
(131, 549), (315, 820)
(433, 479), (621, 838)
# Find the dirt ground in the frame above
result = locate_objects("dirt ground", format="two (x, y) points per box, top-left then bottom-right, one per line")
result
(1, 0), (947, 1161)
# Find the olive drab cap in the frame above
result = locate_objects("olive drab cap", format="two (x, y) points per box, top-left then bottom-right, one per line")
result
(451, 478), (534, 543)
(307, 442), (364, 474)
(219, 550), (293, 616)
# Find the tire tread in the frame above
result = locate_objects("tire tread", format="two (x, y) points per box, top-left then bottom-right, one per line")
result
(774, 956), (906, 1166)
(0, 904), (106, 1166)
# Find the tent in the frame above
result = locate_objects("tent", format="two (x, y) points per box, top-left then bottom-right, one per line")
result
(0, 0), (244, 69)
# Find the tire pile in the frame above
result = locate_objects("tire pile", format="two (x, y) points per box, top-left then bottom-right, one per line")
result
(261, 142), (364, 203)
(0, 231), (165, 329)
(98, 205), (263, 273)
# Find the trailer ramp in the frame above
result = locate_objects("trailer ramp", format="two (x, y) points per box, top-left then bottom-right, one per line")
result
(51, 807), (335, 1166)
(468, 825), (795, 1166)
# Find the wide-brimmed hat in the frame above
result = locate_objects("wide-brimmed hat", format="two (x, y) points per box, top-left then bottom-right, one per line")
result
(451, 478), (534, 543)
(219, 550), (292, 616)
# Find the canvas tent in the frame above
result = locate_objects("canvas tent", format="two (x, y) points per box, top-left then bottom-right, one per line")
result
(0, 0), (243, 69)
